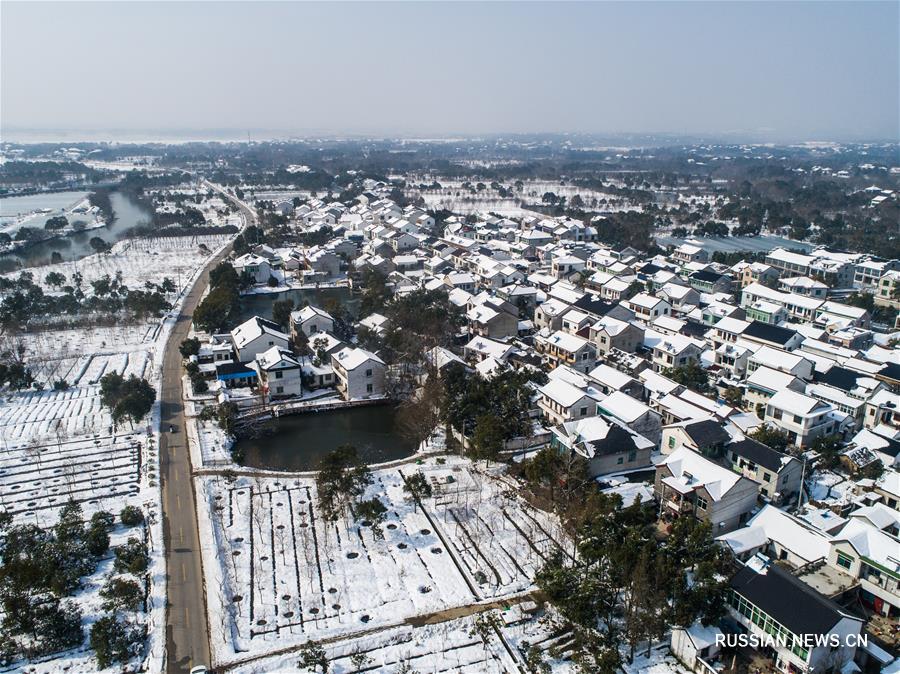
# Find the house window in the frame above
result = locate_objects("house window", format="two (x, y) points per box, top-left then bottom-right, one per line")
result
(763, 472), (771, 482)
(275, 371), (283, 379)
(668, 437), (676, 448)
(365, 369), (373, 377)
(836, 552), (854, 569)
(627, 450), (637, 462)
(579, 406), (588, 417)
(276, 386), (283, 394)
(696, 496), (708, 511)
(366, 383), (373, 393)
(617, 456), (624, 465)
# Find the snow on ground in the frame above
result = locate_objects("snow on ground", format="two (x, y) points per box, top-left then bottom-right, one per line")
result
(807, 470), (855, 507)
(0, 522), (158, 674)
(198, 455), (571, 667)
(0, 232), (233, 673)
(407, 178), (643, 217)
(217, 597), (686, 674)
(13, 233), (232, 296)
(228, 609), (579, 673)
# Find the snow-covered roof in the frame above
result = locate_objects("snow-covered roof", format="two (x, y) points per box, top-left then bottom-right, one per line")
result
(588, 363), (635, 391)
(768, 389), (830, 417)
(231, 316), (289, 349)
(541, 329), (591, 354)
(539, 378), (591, 408)
(464, 336), (513, 361)
(597, 390), (651, 423)
(744, 504), (831, 563)
(659, 446), (743, 501)
(291, 305), (333, 324)
(255, 346), (301, 371)
(832, 518), (900, 574)
(332, 347), (384, 371)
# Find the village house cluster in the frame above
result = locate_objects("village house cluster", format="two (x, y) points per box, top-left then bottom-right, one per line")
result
(183, 183), (900, 674)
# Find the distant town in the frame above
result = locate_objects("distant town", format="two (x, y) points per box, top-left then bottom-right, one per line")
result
(0, 136), (898, 674)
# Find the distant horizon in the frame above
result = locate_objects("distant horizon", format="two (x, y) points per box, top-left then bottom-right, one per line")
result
(3, 126), (898, 146)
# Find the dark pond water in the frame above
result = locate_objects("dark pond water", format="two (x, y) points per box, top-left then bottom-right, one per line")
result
(0, 191), (154, 271)
(234, 286), (359, 325)
(235, 405), (415, 472)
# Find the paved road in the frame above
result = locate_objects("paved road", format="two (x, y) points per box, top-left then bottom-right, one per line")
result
(161, 185), (253, 673)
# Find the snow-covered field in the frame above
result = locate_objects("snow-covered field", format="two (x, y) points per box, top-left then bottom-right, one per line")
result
(406, 178), (643, 216)
(198, 456), (571, 667)
(15, 234), (232, 296)
(0, 232), (233, 673)
(228, 609), (575, 674)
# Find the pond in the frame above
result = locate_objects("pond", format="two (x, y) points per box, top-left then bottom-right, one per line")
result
(0, 190), (91, 231)
(234, 404), (415, 472)
(0, 191), (154, 270)
(234, 286), (359, 325)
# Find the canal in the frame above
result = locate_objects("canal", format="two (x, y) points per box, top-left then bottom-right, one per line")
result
(234, 405), (415, 472)
(0, 191), (154, 271)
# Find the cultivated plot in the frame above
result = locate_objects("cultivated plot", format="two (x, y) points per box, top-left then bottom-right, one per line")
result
(199, 458), (570, 664)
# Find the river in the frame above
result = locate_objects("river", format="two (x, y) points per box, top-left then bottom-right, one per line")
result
(0, 191), (154, 271)
(234, 405), (415, 472)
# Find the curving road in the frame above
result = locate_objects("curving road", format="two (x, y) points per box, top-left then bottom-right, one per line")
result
(160, 183), (253, 673)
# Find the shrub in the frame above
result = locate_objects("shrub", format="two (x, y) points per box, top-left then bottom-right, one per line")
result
(119, 505), (144, 527)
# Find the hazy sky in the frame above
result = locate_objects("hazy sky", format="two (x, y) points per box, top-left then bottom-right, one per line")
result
(2, 1), (898, 141)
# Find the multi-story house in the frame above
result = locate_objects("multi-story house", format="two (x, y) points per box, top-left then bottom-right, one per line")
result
(654, 446), (759, 532)
(742, 282), (823, 323)
(827, 518), (900, 618)
(232, 253), (273, 284)
(550, 415), (654, 477)
(779, 276), (829, 299)
(252, 347), (303, 399)
(624, 293), (672, 324)
(331, 347), (386, 400)
(854, 258), (900, 293)
(537, 378), (597, 426)
(744, 366), (807, 417)
(725, 438), (803, 503)
(534, 298), (571, 332)
(735, 261), (780, 288)
(726, 554), (864, 674)
(597, 390), (662, 443)
(764, 389), (836, 449)
(662, 418), (732, 456)
(746, 346), (814, 380)
(290, 305), (334, 340)
(875, 270), (900, 309)
(741, 321), (804, 352)
(672, 243), (708, 264)
(657, 282), (701, 310)
(534, 330), (597, 374)
(231, 316), (291, 364)
(466, 299), (518, 339)
(590, 316), (644, 354)
(644, 330), (703, 373)
(688, 268), (732, 294)
(765, 247), (855, 288)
